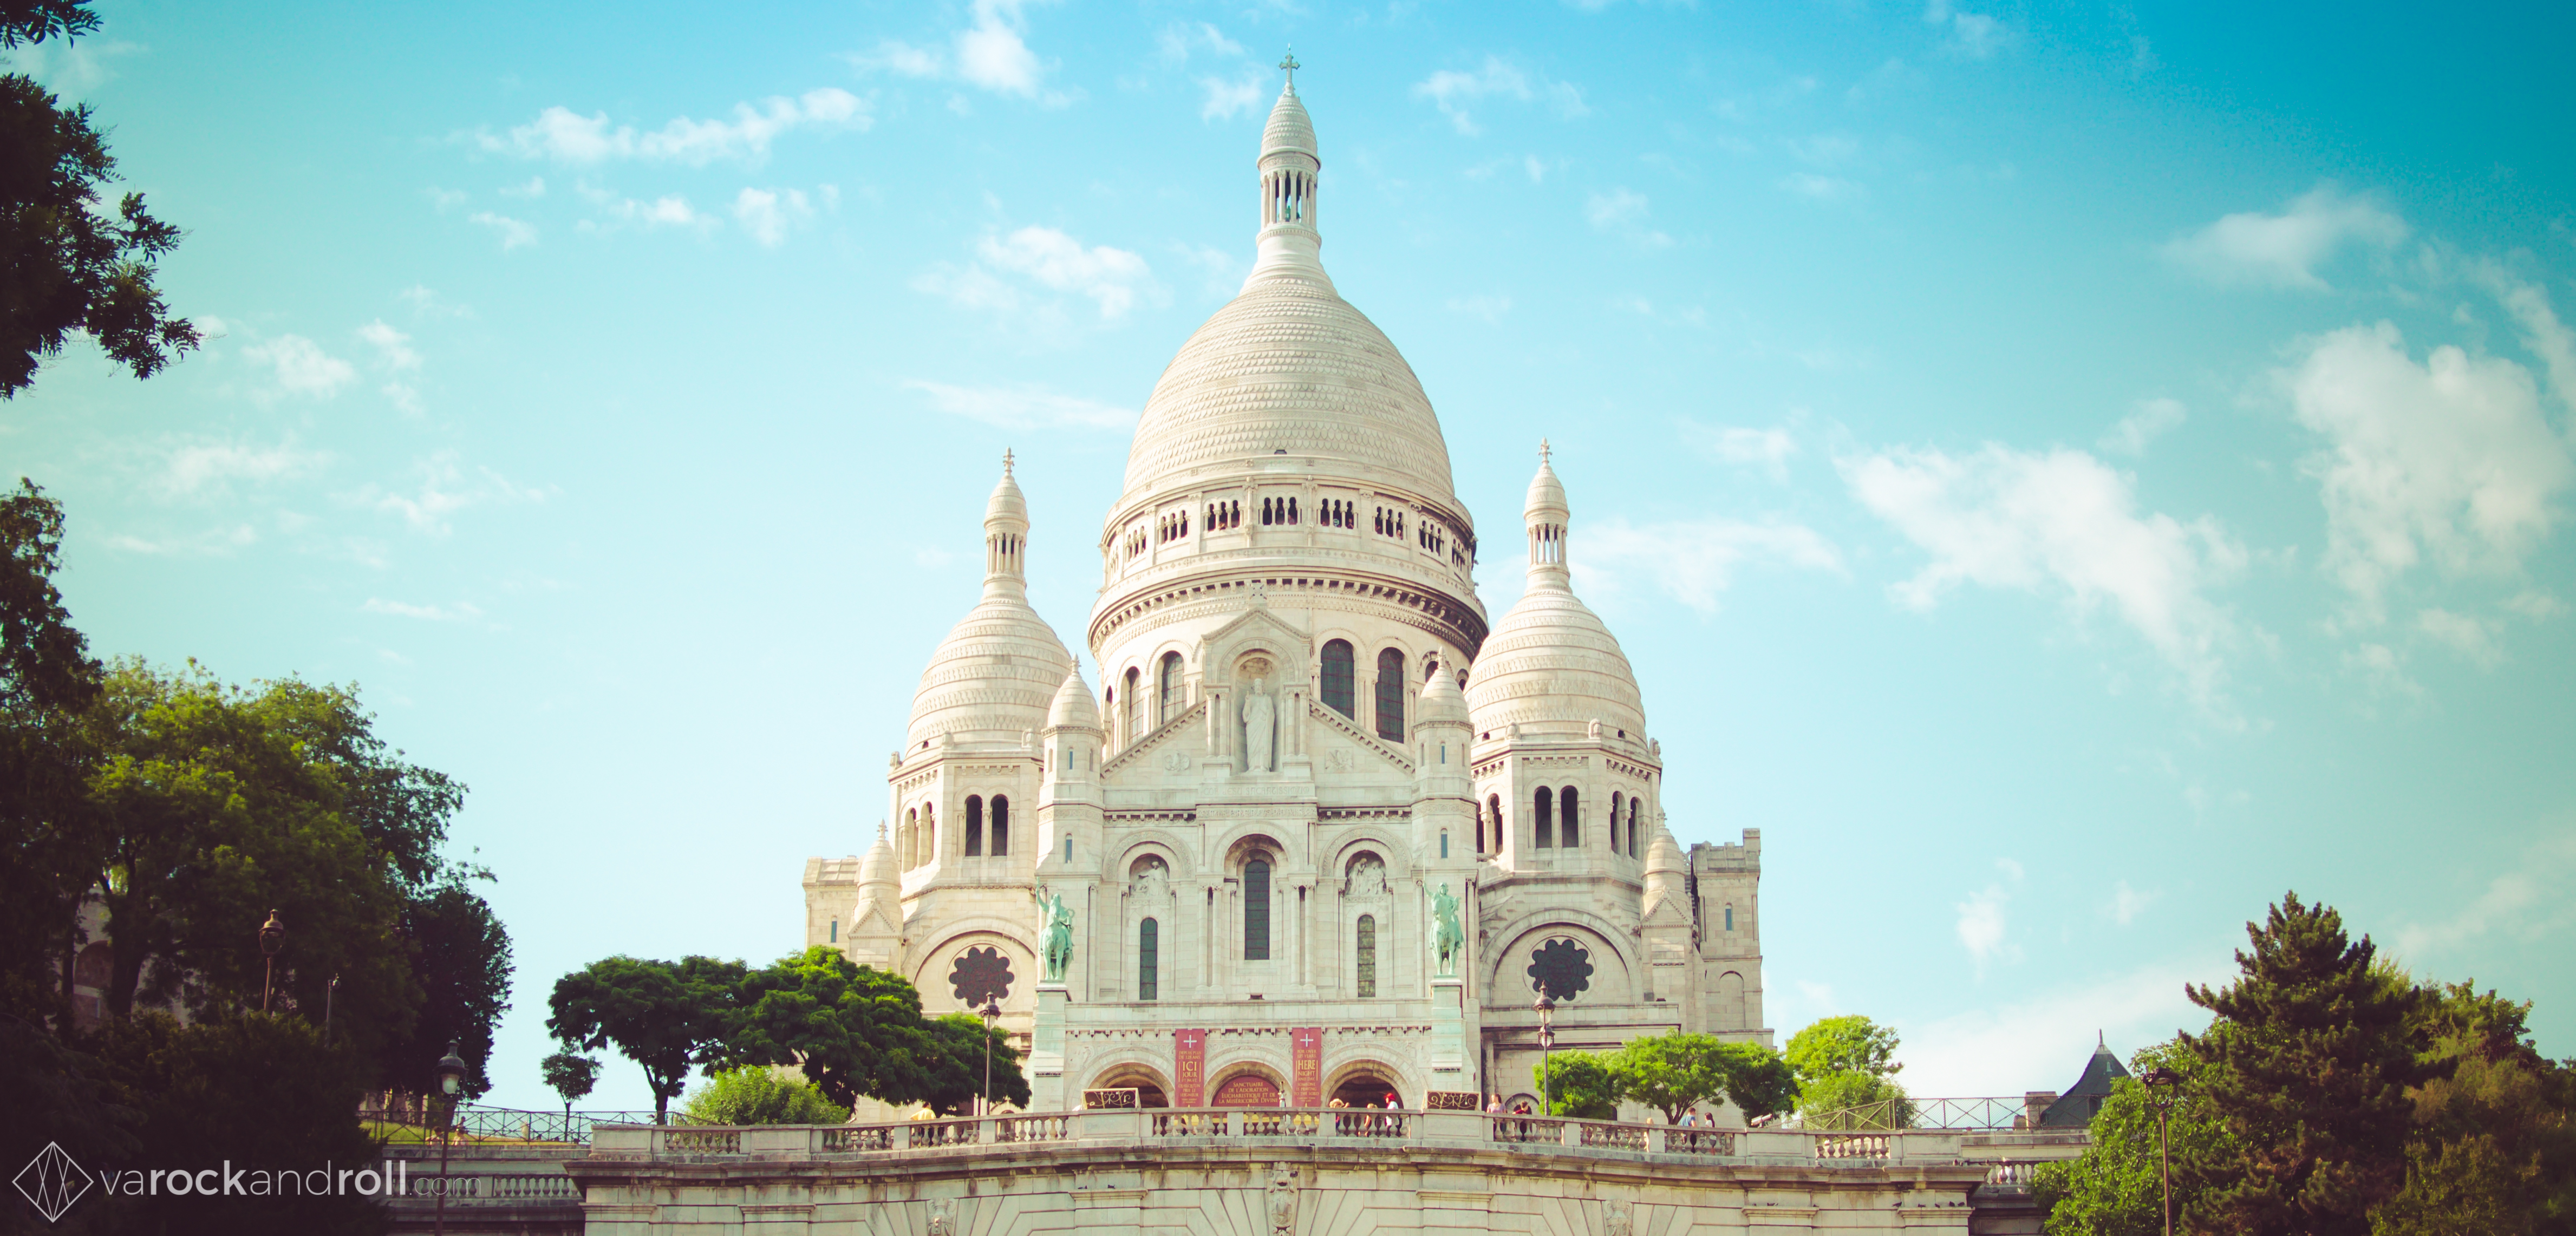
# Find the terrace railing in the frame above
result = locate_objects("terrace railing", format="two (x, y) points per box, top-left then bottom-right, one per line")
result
(359, 1104), (677, 1147)
(1797, 1096), (2029, 1133)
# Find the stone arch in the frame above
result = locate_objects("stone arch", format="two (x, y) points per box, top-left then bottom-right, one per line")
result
(1327, 833), (1410, 879)
(1718, 970), (1749, 1029)
(1212, 825), (1295, 873)
(1321, 1052), (1421, 1108)
(1483, 914), (1637, 1006)
(1205, 1054), (1289, 1108)
(1086, 1060), (1175, 1108)
(1111, 833), (1194, 879)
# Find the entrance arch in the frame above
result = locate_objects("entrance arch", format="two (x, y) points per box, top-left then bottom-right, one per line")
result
(1089, 1064), (1172, 1109)
(1210, 1071), (1282, 1107)
(1327, 1066), (1400, 1109)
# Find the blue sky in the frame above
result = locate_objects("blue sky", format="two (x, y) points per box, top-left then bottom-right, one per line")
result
(8, 0), (2572, 1110)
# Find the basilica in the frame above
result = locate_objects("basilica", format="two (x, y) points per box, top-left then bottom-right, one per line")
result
(800, 72), (1766, 1121)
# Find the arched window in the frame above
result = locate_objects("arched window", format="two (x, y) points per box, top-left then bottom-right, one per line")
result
(922, 805), (935, 865)
(1355, 914), (1378, 998)
(1628, 799), (1642, 859)
(1559, 787), (1580, 848)
(1321, 639), (1355, 717)
(1123, 668), (1142, 743)
(1158, 652), (1184, 725)
(1725, 905), (1735, 932)
(990, 795), (1009, 856)
(1139, 919), (1159, 1001)
(1244, 859), (1271, 960)
(1534, 786), (1554, 849)
(1610, 792), (1624, 855)
(1288, 497), (1299, 524)
(904, 808), (918, 868)
(1374, 648), (1406, 741)
(964, 795), (984, 856)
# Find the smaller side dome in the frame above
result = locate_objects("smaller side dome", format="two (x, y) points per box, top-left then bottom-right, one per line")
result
(1416, 657), (1469, 728)
(858, 822), (898, 889)
(1525, 440), (1568, 522)
(1262, 82), (1315, 160)
(1642, 826), (1683, 878)
(986, 449), (1029, 529)
(1047, 664), (1100, 731)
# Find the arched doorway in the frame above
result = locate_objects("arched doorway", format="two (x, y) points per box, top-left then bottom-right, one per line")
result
(1329, 1071), (1398, 1109)
(1089, 1066), (1171, 1109)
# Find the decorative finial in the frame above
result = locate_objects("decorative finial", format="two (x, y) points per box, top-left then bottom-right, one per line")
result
(1539, 437), (1552, 465)
(1280, 47), (1299, 93)
(1002, 448), (1015, 476)
(878, 820), (888, 840)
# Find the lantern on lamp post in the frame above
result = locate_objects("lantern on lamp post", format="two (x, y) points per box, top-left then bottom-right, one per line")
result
(2140, 1067), (2180, 1236)
(980, 1002), (1003, 1118)
(257, 910), (285, 1013)
(434, 1041), (468, 1236)
(1533, 994), (1557, 1117)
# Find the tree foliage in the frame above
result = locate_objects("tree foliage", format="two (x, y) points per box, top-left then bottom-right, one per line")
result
(2180, 892), (2428, 1236)
(1534, 1051), (1621, 1120)
(682, 1066), (850, 1126)
(1786, 1015), (1909, 1126)
(540, 1051), (601, 1111)
(2036, 1039), (2233, 1236)
(2371, 981), (2576, 1236)
(0, 3), (199, 398)
(547, 954), (744, 1123)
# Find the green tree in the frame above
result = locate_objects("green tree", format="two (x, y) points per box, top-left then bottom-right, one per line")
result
(382, 870), (513, 1100)
(682, 1065), (851, 1126)
(0, 2), (200, 398)
(2180, 892), (2428, 1236)
(1785, 1015), (1911, 1127)
(2036, 1039), (2233, 1236)
(0, 479), (101, 1024)
(917, 1012), (1031, 1116)
(541, 1050), (601, 1123)
(83, 1010), (388, 1235)
(1715, 1039), (1801, 1122)
(548, 954), (744, 1123)
(2372, 981), (2576, 1235)
(1533, 1051), (1620, 1119)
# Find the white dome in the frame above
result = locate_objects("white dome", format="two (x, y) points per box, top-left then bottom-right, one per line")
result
(859, 823), (898, 888)
(1121, 271), (1457, 508)
(1262, 87), (1315, 160)
(1417, 655), (1470, 728)
(904, 587), (1074, 750)
(1466, 449), (1646, 741)
(1046, 664), (1100, 731)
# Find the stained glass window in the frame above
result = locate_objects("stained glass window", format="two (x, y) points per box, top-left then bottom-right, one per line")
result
(1244, 859), (1271, 959)
(1356, 914), (1377, 998)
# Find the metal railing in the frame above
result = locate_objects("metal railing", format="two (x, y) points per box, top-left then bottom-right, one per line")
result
(1797, 1095), (2027, 1132)
(360, 1104), (677, 1146)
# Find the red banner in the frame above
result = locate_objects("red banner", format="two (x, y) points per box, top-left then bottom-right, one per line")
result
(1291, 1028), (1322, 1107)
(1175, 1029), (1205, 1108)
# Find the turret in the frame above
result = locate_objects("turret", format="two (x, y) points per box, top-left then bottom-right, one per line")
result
(843, 823), (904, 970)
(1249, 51), (1328, 286)
(1038, 665), (1104, 875)
(1412, 655), (1476, 866)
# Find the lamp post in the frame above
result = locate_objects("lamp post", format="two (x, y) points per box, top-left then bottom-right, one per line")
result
(434, 1041), (467, 1236)
(257, 910), (285, 1013)
(2140, 1067), (2179, 1236)
(1532, 994), (1557, 1117)
(980, 1002), (1002, 1118)
(324, 973), (338, 1045)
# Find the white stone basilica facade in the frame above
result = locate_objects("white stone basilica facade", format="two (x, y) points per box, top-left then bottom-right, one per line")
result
(801, 75), (1767, 1121)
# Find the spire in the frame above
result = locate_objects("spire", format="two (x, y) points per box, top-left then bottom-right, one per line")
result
(1249, 58), (1325, 286)
(1279, 47), (1299, 94)
(984, 452), (1029, 588)
(1524, 439), (1570, 586)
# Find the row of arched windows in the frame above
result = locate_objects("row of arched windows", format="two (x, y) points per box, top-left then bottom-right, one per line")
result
(1373, 507), (1406, 538)
(1134, 907), (1382, 1002)
(1157, 510), (1190, 544)
(964, 794), (1008, 856)
(901, 794), (1015, 866)
(1261, 496), (1300, 525)
(1205, 500), (1242, 531)
(1476, 790), (1642, 857)
(1315, 641), (1410, 742)
(1266, 169), (1312, 226)
(1321, 499), (1354, 528)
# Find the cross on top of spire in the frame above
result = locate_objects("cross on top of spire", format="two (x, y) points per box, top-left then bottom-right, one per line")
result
(1279, 47), (1299, 93)
(1002, 448), (1015, 476)
(1540, 437), (1553, 465)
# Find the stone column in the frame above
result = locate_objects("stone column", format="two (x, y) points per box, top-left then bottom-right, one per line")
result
(1029, 983), (1069, 1110)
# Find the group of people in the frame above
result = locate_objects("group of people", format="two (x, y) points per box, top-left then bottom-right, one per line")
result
(1482, 1092), (1725, 1136)
(1325, 1092), (1407, 1136)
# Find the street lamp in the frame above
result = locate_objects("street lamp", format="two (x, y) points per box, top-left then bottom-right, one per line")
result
(980, 1002), (1002, 1118)
(257, 910), (285, 1013)
(434, 1041), (467, 1236)
(1533, 994), (1557, 1117)
(2140, 1067), (2180, 1236)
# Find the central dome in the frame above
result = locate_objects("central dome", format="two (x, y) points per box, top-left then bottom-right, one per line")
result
(1118, 81), (1458, 512)
(1121, 271), (1457, 506)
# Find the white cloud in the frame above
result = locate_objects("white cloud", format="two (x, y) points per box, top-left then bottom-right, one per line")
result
(1446, 295), (1512, 323)
(481, 88), (870, 165)
(1900, 962), (2216, 1095)
(2100, 397), (2186, 456)
(398, 286), (473, 319)
(103, 525), (259, 556)
(2395, 830), (2576, 959)
(1158, 22), (1243, 62)
(1681, 420), (1800, 480)
(500, 175), (545, 198)
(239, 335), (357, 400)
(1411, 57), (1582, 136)
(361, 597), (485, 622)
(2284, 321), (2571, 622)
(369, 453), (546, 534)
(733, 187), (814, 247)
(860, 0), (1060, 101)
(0, 37), (139, 99)
(1199, 73), (1264, 121)
(2415, 606), (2502, 665)
(1842, 443), (2246, 713)
(1576, 515), (1843, 614)
(905, 380), (1136, 431)
(2161, 185), (2408, 290)
(1925, 0), (2009, 58)
(357, 320), (421, 371)
(468, 211), (537, 250)
(1780, 172), (1863, 203)
(572, 182), (710, 233)
(1584, 188), (1673, 247)
(2110, 880), (2160, 926)
(919, 226), (1159, 324)
(153, 440), (328, 499)
(1954, 859), (2023, 972)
